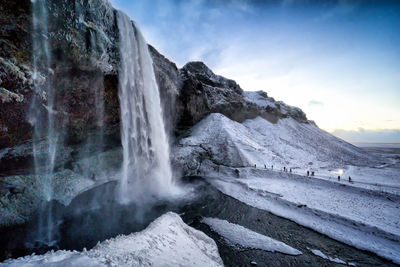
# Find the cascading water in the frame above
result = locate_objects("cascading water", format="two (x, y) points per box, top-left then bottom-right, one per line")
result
(29, 0), (59, 246)
(117, 11), (174, 203)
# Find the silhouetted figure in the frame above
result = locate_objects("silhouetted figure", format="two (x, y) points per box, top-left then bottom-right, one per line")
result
(311, 171), (314, 176)
(349, 176), (352, 182)
(271, 165), (273, 170)
(264, 164), (266, 169)
(290, 168), (292, 173)
(338, 176), (341, 181)
(307, 171), (309, 176)
(254, 164), (257, 168)
(234, 169), (240, 177)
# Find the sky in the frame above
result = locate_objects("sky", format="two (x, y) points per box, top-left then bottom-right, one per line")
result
(110, 0), (400, 143)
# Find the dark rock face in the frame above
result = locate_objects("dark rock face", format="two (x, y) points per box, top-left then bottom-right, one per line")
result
(0, 0), (121, 150)
(175, 61), (308, 132)
(149, 45), (179, 138)
(0, 0), (33, 148)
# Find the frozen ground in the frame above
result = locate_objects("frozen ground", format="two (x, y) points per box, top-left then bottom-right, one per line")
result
(208, 174), (400, 264)
(174, 113), (400, 263)
(201, 217), (302, 255)
(0, 212), (223, 267)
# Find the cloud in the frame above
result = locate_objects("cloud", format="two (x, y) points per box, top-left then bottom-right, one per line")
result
(308, 100), (324, 107)
(331, 128), (400, 143)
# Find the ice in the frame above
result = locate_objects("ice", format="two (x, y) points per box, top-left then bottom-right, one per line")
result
(209, 176), (400, 264)
(202, 217), (302, 255)
(1, 212), (223, 267)
(309, 248), (350, 265)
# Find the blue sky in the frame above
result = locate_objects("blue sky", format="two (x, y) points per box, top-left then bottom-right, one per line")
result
(111, 0), (400, 143)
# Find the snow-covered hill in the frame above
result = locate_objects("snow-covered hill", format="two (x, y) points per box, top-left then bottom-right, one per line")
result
(0, 212), (223, 267)
(174, 112), (382, 176)
(172, 108), (400, 263)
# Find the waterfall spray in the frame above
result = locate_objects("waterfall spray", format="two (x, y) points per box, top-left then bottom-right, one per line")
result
(29, 0), (58, 246)
(117, 11), (174, 204)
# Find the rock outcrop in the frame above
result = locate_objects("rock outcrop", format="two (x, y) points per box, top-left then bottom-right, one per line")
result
(175, 61), (308, 133)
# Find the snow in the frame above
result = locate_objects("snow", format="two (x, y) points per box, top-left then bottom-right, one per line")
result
(235, 173), (400, 237)
(201, 217), (302, 255)
(309, 249), (346, 264)
(244, 91), (276, 108)
(208, 176), (400, 264)
(174, 113), (382, 176)
(173, 113), (400, 263)
(1, 212), (223, 267)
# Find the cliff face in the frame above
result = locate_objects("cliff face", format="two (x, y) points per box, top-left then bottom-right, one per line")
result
(0, 0), (313, 227)
(0, 0), (310, 152)
(0, 0), (121, 151)
(176, 61), (308, 133)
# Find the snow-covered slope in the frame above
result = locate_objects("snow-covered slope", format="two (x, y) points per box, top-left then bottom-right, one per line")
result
(209, 175), (400, 264)
(0, 212), (223, 267)
(174, 113), (381, 175)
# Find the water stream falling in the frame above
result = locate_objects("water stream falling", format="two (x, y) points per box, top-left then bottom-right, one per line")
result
(117, 11), (174, 203)
(29, 0), (59, 245)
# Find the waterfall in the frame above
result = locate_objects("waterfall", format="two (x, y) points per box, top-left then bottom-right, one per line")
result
(117, 11), (174, 203)
(29, 0), (58, 245)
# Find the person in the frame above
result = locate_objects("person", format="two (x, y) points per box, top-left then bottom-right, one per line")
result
(349, 176), (352, 182)
(271, 165), (273, 170)
(307, 171), (309, 176)
(254, 164), (257, 168)
(338, 175), (340, 181)
(234, 169), (240, 177)
(264, 164), (266, 169)
(290, 168), (292, 173)
(311, 171), (314, 176)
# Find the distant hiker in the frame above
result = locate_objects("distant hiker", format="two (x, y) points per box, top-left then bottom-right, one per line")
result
(234, 169), (240, 177)
(307, 171), (309, 176)
(271, 165), (273, 170)
(290, 168), (292, 173)
(311, 171), (314, 176)
(348, 176), (352, 182)
(264, 164), (266, 169)
(338, 176), (340, 181)
(254, 164), (257, 168)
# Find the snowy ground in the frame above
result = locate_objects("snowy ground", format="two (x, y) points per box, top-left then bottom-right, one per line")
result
(201, 217), (302, 255)
(0, 212), (223, 267)
(174, 112), (400, 264)
(207, 173), (400, 264)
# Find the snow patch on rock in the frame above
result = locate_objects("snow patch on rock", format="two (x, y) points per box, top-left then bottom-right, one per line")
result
(202, 217), (302, 255)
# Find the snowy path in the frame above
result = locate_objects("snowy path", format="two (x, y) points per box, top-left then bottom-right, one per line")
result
(208, 174), (400, 264)
(238, 174), (400, 237)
